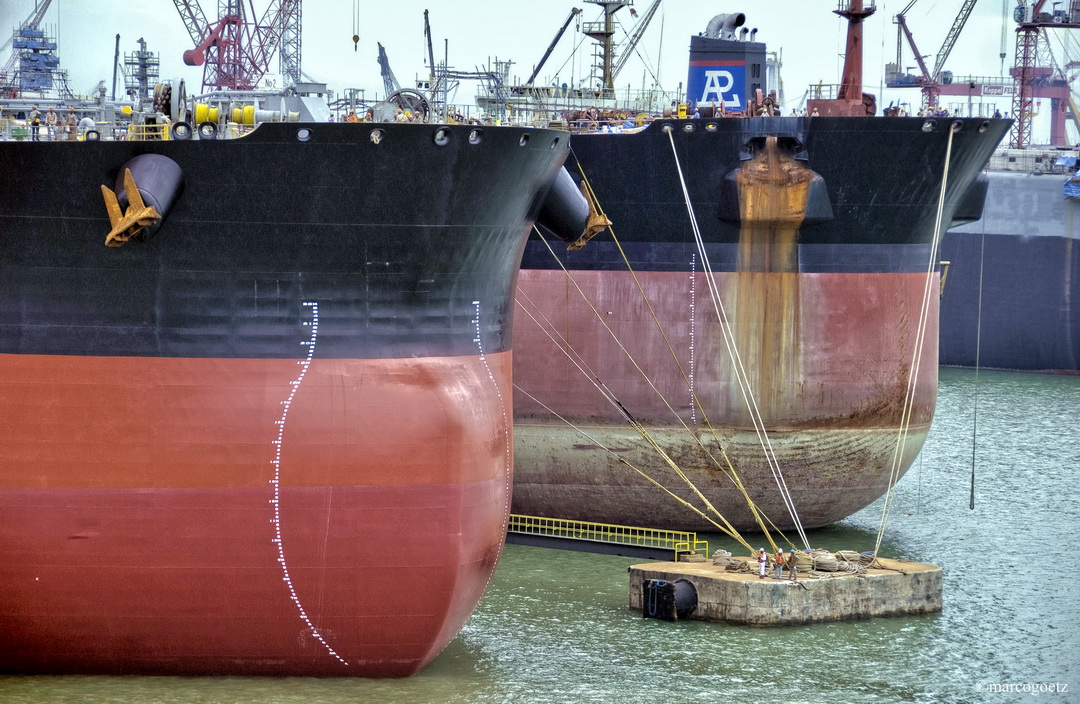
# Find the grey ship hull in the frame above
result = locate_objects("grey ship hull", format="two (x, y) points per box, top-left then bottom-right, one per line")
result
(941, 170), (1079, 373)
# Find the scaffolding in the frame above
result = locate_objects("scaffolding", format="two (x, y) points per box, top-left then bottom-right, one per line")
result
(123, 38), (159, 101)
(6, 25), (71, 98)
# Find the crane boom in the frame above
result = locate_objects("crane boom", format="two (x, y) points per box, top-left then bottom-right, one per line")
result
(424, 9), (436, 89)
(612, 0), (662, 80)
(171, 0), (302, 91)
(246, 0), (301, 86)
(278, 0), (301, 86)
(171, 0), (212, 49)
(377, 42), (400, 97)
(897, 14), (933, 84)
(526, 7), (581, 85)
(930, 0), (979, 82)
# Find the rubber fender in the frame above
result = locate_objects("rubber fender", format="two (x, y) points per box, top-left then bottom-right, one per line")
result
(950, 172), (989, 227)
(671, 579), (697, 619)
(170, 121), (192, 140)
(801, 173), (834, 226)
(84, 130), (101, 141)
(115, 153), (184, 237)
(197, 121), (218, 140)
(535, 166), (591, 244)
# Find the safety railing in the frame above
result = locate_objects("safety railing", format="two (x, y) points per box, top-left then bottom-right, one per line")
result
(507, 514), (708, 561)
(126, 123), (170, 141)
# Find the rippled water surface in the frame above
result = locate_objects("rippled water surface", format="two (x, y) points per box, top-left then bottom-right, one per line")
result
(2, 369), (1077, 703)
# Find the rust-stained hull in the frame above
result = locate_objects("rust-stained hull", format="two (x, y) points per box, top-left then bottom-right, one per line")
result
(515, 270), (933, 530)
(513, 117), (1008, 531)
(0, 122), (568, 675)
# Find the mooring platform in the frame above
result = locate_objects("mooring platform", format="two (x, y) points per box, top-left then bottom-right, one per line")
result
(630, 556), (942, 625)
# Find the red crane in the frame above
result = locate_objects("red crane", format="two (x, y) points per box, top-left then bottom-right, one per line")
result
(1009, 1), (1080, 148)
(889, 0), (979, 108)
(172, 0), (301, 92)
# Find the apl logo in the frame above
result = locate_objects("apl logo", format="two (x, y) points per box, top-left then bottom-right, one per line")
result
(687, 61), (745, 109)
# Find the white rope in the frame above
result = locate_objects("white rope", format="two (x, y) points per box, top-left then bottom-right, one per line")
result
(664, 126), (811, 550)
(521, 224), (786, 542)
(873, 122), (958, 557)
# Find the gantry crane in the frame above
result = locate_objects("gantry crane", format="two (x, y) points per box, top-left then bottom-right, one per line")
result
(171, 0), (301, 92)
(1010, 0), (1080, 148)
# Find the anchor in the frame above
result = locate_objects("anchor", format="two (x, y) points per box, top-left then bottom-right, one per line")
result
(101, 168), (161, 247)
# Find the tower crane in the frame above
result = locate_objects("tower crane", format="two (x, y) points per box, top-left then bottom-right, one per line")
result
(0, 0), (54, 92)
(171, 0), (301, 92)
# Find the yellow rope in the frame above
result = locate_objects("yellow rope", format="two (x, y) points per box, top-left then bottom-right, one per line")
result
(513, 384), (756, 553)
(530, 230), (754, 528)
(514, 153), (799, 554)
(569, 164), (781, 541)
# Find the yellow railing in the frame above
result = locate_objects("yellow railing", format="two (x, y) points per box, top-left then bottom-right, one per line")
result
(507, 514), (708, 561)
(126, 123), (170, 141)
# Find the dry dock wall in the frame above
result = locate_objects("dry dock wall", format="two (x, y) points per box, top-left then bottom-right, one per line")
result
(629, 558), (942, 625)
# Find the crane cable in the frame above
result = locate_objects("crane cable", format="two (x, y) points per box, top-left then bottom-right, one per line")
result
(873, 121), (958, 558)
(663, 126), (811, 550)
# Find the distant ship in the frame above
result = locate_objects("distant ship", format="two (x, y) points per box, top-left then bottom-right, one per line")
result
(940, 149), (1079, 373)
(511, 2), (1010, 531)
(0, 112), (578, 675)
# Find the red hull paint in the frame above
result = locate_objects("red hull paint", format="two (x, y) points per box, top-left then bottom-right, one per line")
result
(0, 352), (513, 676)
(513, 269), (937, 530)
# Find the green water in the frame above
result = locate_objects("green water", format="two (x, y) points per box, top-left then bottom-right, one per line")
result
(2, 368), (1077, 703)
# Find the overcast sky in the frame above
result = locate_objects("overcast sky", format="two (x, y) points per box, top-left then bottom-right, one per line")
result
(2, 0), (1076, 122)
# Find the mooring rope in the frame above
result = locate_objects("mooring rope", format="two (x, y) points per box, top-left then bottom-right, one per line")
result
(515, 288), (637, 423)
(971, 233), (986, 510)
(567, 162), (785, 545)
(513, 383), (756, 553)
(526, 226), (769, 538)
(873, 121), (958, 557)
(663, 126), (811, 550)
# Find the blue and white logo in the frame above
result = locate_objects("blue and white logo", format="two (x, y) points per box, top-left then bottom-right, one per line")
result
(687, 61), (745, 109)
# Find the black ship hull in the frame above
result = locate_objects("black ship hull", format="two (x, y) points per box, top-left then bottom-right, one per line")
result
(0, 121), (569, 676)
(513, 116), (1009, 531)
